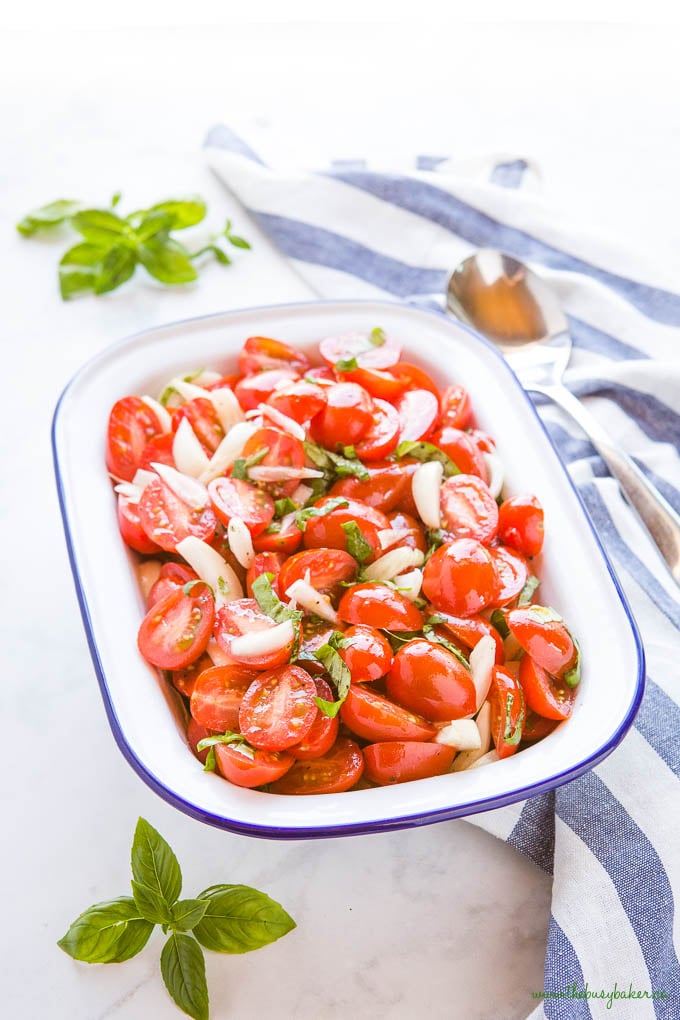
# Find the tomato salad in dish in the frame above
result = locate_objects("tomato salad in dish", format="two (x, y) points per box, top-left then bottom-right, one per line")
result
(107, 328), (581, 795)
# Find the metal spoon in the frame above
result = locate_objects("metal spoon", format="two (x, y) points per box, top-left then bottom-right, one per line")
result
(446, 249), (680, 585)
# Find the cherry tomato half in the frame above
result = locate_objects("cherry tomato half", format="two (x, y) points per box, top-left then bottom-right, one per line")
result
(238, 665), (319, 751)
(430, 426), (488, 481)
(337, 583), (424, 632)
(489, 664), (526, 759)
(267, 380), (327, 423)
(354, 399), (401, 461)
(278, 548), (358, 597)
(309, 382), (374, 448)
(339, 625), (393, 681)
(290, 677), (339, 760)
(269, 736), (365, 794)
(138, 582), (215, 670)
(489, 545), (530, 607)
(431, 611), (505, 664)
(394, 388), (439, 442)
(363, 742), (455, 785)
(439, 384), (473, 430)
(139, 432), (175, 471)
(215, 743), (295, 788)
(214, 598), (300, 670)
(138, 478), (217, 552)
(118, 494), (162, 555)
(319, 330), (401, 370)
(208, 476), (275, 536)
(241, 427), (306, 498)
(238, 335), (311, 377)
(505, 605), (577, 679)
(106, 396), (164, 481)
(329, 460), (419, 515)
(234, 369), (300, 412)
(439, 474), (499, 545)
(422, 538), (497, 617)
(341, 685), (436, 742)
(246, 552), (286, 598)
(498, 494), (545, 558)
(386, 639), (476, 721)
(190, 664), (260, 730)
(173, 397), (224, 453)
(519, 654), (576, 721)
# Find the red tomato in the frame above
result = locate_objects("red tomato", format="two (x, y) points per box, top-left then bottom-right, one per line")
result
(208, 476), (275, 536)
(522, 710), (560, 743)
(238, 664), (318, 750)
(234, 369), (300, 412)
(187, 717), (212, 764)
(290, 677), (339, 760)
(170, 653), (213, 698)
(146, 574), (182, 609)
(161, 561), (199, 585)
(139, 432), (175, 471)
(214, 599), (300, 670)
(337, 583), (424, 632)
(389, 362), (441, 399)
(430, 427), (489, 480)
(138, 582), (215, 670)
(190, 664), (260, 731)
(117, 494), (162, 555)
(329, 460), (419, 515)
(309, 383), (374, 448)
(252, 515), (304, 556)
(172, 397), (224, 453)
(431, 611), (505, 664)
(241, 427), (306, 498)
(336, 365), (408, 401)
(138, 478), (217, 552)
(394, 388), (439, 442)
(238, 335), (311, 377)
(489, 545), (530, 606)
(489, 665), (526, 758)
(338, 625), (393, 681)
(354, 399), (401, 460)
(386, 639), (476, 721)
(246, 552), (286, 598)
(269, 736), (365, 794)
(302, 499), (386, 562)
(498, 494), (545, 557)
(439, 384), (473, 429)
(439, 474), (499, 545)
(363, 741), (455, 785)
(215, 743), (295, 788)
(278, 547), (358, 597)
(204, 374), (240, 392)
(422, 538), (497, 616)
(506, 605), (577, 679)
(267, 381), (327, 423)
(106, 396), (163, 481)
(319, 331), (401, 370)
(298, 622), (339, 673)
(467, 428), (496, 454)
(519, 654), (576, 721)
(341, 685), (436, 742)
(384, 512), (427, 553)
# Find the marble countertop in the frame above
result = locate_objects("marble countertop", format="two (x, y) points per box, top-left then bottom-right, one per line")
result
(3, 16), (677, 1020)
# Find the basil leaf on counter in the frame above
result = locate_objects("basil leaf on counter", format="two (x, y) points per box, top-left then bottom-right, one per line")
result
(161, 933), (209, 1020)
(171, 899), (210, 933)
(194, 884), (296, 954)
(146, 197), (207, 230)
(70, 208), (130, 245)
(57, 897), (153, 964)
(16, 198), (81, 236)
(137, 237), (198, 285)
(130, 817), (182, 924)
(223, 218), (252, 249)
(95, 245), (137, 295)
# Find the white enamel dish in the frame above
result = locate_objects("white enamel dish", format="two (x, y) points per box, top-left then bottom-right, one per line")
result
(52, 300), (644, 839)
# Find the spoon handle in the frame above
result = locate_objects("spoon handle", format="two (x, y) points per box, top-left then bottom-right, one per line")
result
(534, 382), (680, 585)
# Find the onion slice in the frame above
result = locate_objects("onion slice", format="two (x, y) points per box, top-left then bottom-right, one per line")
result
(434, 719), (482, 750)
(284, 579), (338, 624)
(176, 536), (243, 606)
(470, 635), (496, 711)
(199, 422), (259, 484)
(207, 386), (246, 432)
(391, 568), (423, 601)
(412, 461), (443, 529)
(451, 702), (492, 771)
(363, 547), (424, 582)
(257, 403), (306, 441)
(484, 452), (504, 500)
(172, 418), (210, 478)
(151, 462), (209, 510)
(141, 395), (172, 433)
(230, 619), (295, 658)
(248, 466), (324, 483)
(136, 560), (162, 599)
(227, 517), (255, 568)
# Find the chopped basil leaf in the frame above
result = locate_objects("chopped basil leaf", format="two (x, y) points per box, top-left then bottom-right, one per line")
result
(503, 689), (525, 746)
(334, 356), (358, 373)
(381, 629), (421, 653)
(274, 497), (298, 517)
(563, 637), (581, 688)
(394, 440), (460, 477)
(203, 747), (217, 772)
(313, 631), (352, 716)
(517, 575), (540, 607)
(490, 609), (510, 639)
(525, 604), (563, 624)
(341, 521), (373, 564)
(369, 327), (386, 347)
(422, 624), (470, 668)
(159, 384), (179, 407)
(251, 573), (303, 633)
(182, 579), (212, 598)
(424, 528), (447, 564)
(295, 497), (349, 531)
(231, 446), (269, 481)
(343, 445), (357, 459)
(303, 441), (370, 482)
(265, 521), (282, 534)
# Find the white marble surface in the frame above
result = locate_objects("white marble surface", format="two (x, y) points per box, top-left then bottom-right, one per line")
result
(2, 16), (678, 1020)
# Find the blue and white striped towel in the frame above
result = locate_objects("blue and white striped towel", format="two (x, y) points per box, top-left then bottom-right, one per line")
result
(205, 125), (680, 1019)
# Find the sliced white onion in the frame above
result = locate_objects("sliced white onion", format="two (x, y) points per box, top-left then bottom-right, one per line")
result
(435, 719), (482, 751)
(132, 468), (158, 492)
(114, 481), (142, 502)
(248, 466), (324, 482)
(412, 461), (443, 529)
(207, 386), (246, 431)
(136, 560), (162, 600)
(198, 422), (259, 484)
(484, 452), (505, 500)
(172, 418), (211, 478)
(290, 483), (313, 505)
(141, 395), (172, 433)
(257, 403), (306, 441)
(450, 702), (492, 771)
(377, 527), (413, 551)
(152, 462), (209, 510)
(227, 517), (255, 568)
(470, 634), (496, 711)
(284, 579), (338, 624)
(363, 547), (424, 582)
(468, 749), (500, 770)
(391, 568), (423, 601)
(176, 536), (244, 607)
(230, 619), (295, 659)
(191, 369), (223, 387)
(206, 638), (235, 667)
(165, 377), (209, 402)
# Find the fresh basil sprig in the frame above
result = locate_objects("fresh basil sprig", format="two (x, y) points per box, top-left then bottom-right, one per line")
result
(58, 818), (295, 1020)
(17, 195), (250, 300)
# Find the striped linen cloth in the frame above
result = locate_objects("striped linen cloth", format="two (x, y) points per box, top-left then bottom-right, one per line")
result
(205, 125), (680, 1018)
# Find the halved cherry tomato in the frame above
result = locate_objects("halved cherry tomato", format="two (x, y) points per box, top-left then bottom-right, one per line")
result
(269, 736), (365, 794)
(118, 494), (162, 555)
(309, 382), (374, 448)
(172, 397), (224, 452)
(336, 365), (408, 401)
(489, 545), (530, 606)
(161, 562), (199, 585)
(337, 583), (424, 632)
(341, 685), (436, 742)
(170, 652), (213, 698)
(138, 582), (215, 670)
(187, 717), (212, 764)
(290, 677), (339, 760)
(215, 743), (295, 788)
(106, 396), (164, 481)
(238, 335), (311, 377)
(267, 380), (327, 423)
(208, 476), (275, 536)
(319, 331), (401, 370)
(138, 478), (217, 552)
(252, 515), (304, 556)
(147, 574), (182, 609)
(498, 494), (545, 557)
(386, 639), (476, 721)
(430, 427), (489, 481)
(389, 362), (440, 399)
(439, 384), (473, 429)
(354, 399), (401, 460)
(506, 605), (577, 679)
(139, 432), (175, 471)
(430, 611), (505, 664)
(329, 460), (419, 515)
(302, 498), (386, 562)
(241, 427), (306, 498)
(298, 621), (339, 673)
(394, 388), (439, 442)
(363, 741), (455, 785)
(190, 664), (260, 730)
(489, 664), (526, 758)
(234, 369), (300, 412)
(338, 625), (393, 681)
(422, 538), (497, 616)
(519, 654), (576, 721)
(214, 599), (300, 670)
(278, 548), (357, 598)
(521, 709), (560, 743)
(246, 552), (286, 598)
(439, 474), (498, 544)
(238, 664), (318, 750)
(384, 511), (427, 553)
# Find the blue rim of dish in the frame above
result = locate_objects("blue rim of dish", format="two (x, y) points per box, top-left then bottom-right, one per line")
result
(51, 298), (646, 840)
